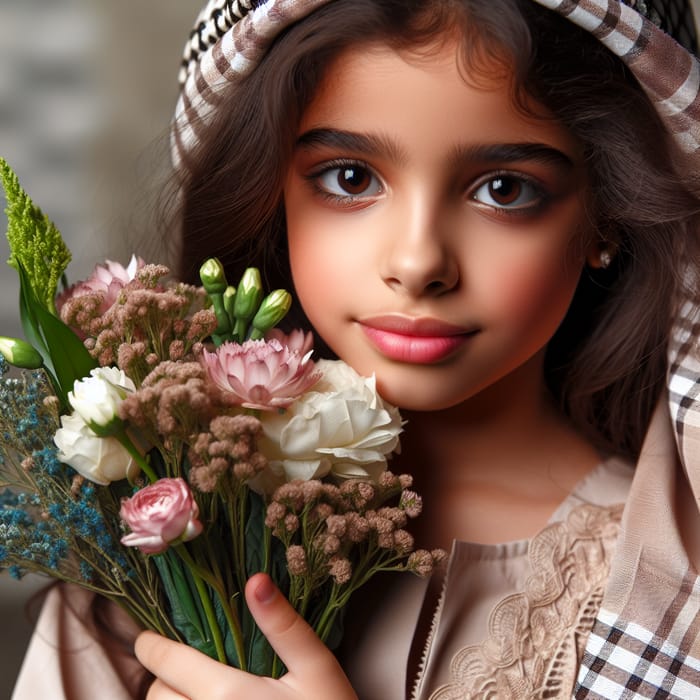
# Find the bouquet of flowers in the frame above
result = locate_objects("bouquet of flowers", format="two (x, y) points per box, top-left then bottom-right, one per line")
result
(0, 158), (444, 676)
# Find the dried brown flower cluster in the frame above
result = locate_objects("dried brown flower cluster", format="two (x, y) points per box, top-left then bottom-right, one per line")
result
(60, 265), (217, 382)
(188, 415), (268, 492)
(119, 361), (214, 442)
(264, 472), (446, 641)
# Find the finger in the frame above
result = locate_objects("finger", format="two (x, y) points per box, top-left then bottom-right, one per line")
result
(135, 631), (245, 699)
(244, 573), (345, 683)
(145, 678), (190, 700)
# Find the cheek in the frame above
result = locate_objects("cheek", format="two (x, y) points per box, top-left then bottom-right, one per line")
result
(477, 234), (585, 337)
(501, 261), (576, 315)
(288, 235), (327, 303)
(286, 189), (334, 322)
(287, 229), (355, 331)
(286, 190), (372, 329)
(285, 182), (347, 305)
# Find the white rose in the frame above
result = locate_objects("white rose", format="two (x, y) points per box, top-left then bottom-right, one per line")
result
(68, 366), (135, 431)
(54, 412), (135, 485)
(259, 359), (403, 484)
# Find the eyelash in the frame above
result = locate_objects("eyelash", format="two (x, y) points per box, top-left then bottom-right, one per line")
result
(305, 160), (550, 215)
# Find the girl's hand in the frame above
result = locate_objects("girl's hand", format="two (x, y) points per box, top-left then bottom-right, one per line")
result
(134, 573), (358, 700)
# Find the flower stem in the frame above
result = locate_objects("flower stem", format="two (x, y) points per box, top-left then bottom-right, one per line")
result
(232, 318), (247, 343)
(115, 430), (158, 483)
(216, 589), (247, 672)
(263, 525), (272, 575)
(210, 293), (232, 337)
(174, 546), (227, 664)
(314, 585), (341, 643)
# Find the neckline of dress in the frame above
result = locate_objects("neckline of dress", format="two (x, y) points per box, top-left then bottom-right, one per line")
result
(447, 456), (634, 557)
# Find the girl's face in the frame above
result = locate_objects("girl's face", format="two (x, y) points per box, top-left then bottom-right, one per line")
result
(284, 41), (593, 411)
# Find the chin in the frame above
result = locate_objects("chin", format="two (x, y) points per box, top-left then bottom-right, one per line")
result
(374, 381), (468, 412)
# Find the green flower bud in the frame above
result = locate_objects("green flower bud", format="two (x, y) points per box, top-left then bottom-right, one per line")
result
(199, 258), (228, 294)
(233, 267), (263, 321)
(250, 290), (292, 338)
(223, 285), (237, 317)
(0, 336), (44, 369)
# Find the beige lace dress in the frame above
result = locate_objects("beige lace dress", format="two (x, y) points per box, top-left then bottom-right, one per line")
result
(343, 458), (633, 700)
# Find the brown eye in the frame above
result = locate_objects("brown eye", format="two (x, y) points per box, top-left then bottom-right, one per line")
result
(488, 177), (522, 205)
(472, 175), (543, 211)
(316, 163), (382, 198)
(338, 167), (372, 195)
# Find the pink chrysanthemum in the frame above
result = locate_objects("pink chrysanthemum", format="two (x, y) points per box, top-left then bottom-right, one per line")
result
(202, 333), (320, 411)
(57, 254), (145, 315)
(265, 328), (314, 355)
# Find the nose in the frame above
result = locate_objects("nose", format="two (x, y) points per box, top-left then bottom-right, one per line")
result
(381, 197), (459, 297)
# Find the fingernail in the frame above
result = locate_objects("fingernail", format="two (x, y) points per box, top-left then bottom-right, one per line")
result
(254, 575), (276, 604)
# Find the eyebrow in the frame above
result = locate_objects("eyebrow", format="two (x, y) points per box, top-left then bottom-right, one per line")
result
(297, 128), (576, 173)
(297, 128), (408, 164)
(448, 143), (576, 171)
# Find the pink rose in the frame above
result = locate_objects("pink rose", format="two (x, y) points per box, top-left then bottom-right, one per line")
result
(202, 332), (320, 411)
(120, 478), (203, 554)
(57, 254), (145, 315)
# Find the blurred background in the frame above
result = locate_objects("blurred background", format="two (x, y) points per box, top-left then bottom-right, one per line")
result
(1, 0), (700, 697)
(0, 2), (198, 695)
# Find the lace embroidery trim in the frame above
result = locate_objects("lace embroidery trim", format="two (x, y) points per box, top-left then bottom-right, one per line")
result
(428, 502), (623, 700)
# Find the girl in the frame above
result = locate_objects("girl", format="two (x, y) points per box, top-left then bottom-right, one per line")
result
(13, 0), (700, 698)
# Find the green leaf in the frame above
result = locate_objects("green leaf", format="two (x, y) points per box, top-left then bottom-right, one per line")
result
(15, 260), (96, 407)
(241, 491), (276, 674)
(240, 492), (292, 676)
(1, 157), (71, 314)
(244, 490), (267, 575)
(247, 615), (277, 676)
(154, 552), (218, 659)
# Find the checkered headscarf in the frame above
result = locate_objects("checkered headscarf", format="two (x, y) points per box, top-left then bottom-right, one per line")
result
(173, 0), (699, 166)
(173, 2), (700, 697)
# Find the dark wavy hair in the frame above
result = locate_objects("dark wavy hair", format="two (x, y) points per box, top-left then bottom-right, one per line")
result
(171, 0), (700, 461)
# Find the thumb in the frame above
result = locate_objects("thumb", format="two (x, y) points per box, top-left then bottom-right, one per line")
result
(244, 573), (344, 683)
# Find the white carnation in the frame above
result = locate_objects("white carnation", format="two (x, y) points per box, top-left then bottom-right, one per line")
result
(68, 366), (135, 430)
(54, 412), (135, 485)
(259, 360), (403, 486)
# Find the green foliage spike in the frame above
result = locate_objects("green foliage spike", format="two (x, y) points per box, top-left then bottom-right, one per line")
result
(0, 157), (95, 406)
(1, 157), (71, 314)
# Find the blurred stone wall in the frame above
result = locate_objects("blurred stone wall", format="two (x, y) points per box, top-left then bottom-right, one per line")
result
(0, 2), (198, 695)
(0, 2), (198, 325)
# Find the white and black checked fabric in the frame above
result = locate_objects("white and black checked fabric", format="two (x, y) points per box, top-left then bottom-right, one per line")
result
(575, 589), (700, 698)
(171, 0), (332, 169)
(178, 0), (257, 87)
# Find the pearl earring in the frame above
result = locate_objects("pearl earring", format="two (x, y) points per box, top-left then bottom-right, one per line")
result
(599, 248), (613, 269)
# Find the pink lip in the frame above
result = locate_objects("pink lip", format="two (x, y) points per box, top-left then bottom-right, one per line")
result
(359, 315), (478, 364)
